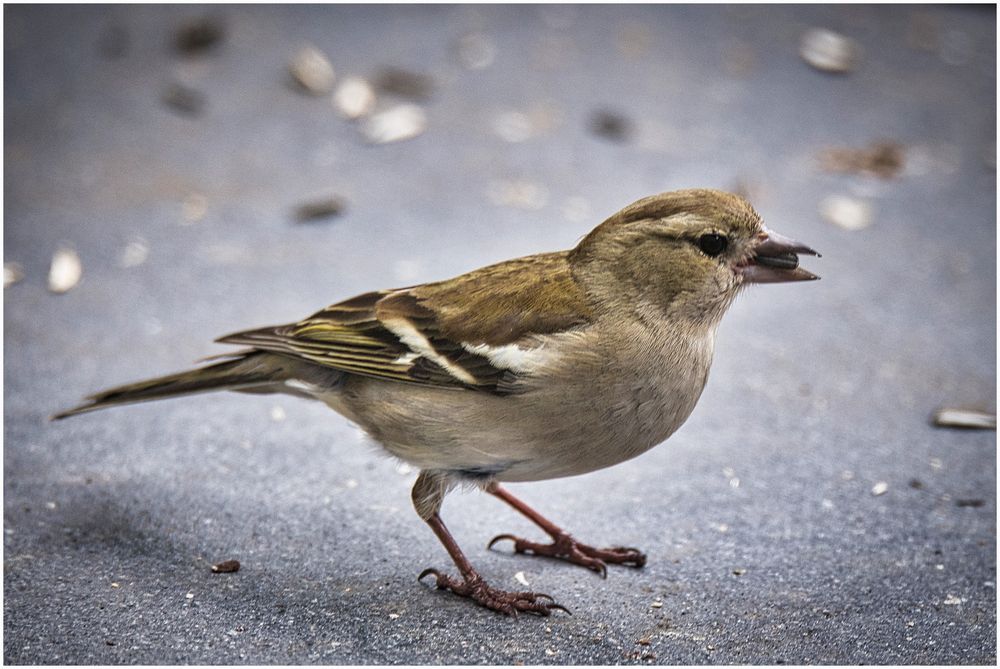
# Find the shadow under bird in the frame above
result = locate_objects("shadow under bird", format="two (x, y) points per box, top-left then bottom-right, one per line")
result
(55, 188), (820, 615)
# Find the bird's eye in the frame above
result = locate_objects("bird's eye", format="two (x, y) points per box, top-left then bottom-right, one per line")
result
(698, 233), (728, 257)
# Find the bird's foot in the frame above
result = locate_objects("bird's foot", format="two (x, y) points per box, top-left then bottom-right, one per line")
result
(488, 532), (646, 578)
(418, 568), (570, 616)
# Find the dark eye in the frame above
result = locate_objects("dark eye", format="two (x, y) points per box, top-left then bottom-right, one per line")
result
(698, 233), (728, 257)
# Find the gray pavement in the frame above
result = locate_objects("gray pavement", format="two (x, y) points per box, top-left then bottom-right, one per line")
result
(4, 4), (996, 665)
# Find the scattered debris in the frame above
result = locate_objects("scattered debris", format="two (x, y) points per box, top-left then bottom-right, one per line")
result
(636, 636), (652, 646)
(800, 28), (861, 73)
(270, 406), (286, 422)
(185, 592), (195, 600)
(932, 408), (996, 430)
(211, 559), (241, 573)
(908, 479), (924, 489)
(182, 192), (208, 224)
(942, 594), (964, 606)
(486, 179), (549, 210)
(290, 45), (336, 95)
(362, 104), (427, 144)
(162, 83), (206, 116)
(97, 24), (129, 59)
(492, 110), (534, 143)
(650, 600), (663, 608)
(295, 196), (347, 223)
(820, 194), (872, 231)
(375, 67), (434, 101)
(514, 571), (530, 587)
(48, 247), (82, 294)
(819, 141), (905, 178)
(871, 481), (889, 496)
(4, 262), (24, 288)
(333, 76), (376, 120)
(174, 16), (224, 55)
(589, 109), (632, 142)
(956, 499), (985, 508)
(732, 568), (747, 576)
(388, 612), (401, 620)
(119, 238), (149, 268)
(455, 32), (496, 70)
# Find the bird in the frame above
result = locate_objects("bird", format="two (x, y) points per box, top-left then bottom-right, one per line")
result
(54, 188), (819, 616)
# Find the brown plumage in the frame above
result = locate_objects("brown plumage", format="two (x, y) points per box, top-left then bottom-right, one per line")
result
(54, 189), (819, 616)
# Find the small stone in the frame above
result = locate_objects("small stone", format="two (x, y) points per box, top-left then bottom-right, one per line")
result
(182, 193), (208, 224)
(820, 194), (872, 231)
(651, 600), (663, 608)
(119, 238), (149, 268)
(162, 83), (206, 116)
(455, 32), (496, 70)
(486, 179), (548, 210)
(818, 141), (905, 179)
(932, 408), (996, 430)
(290, 45), (336, 95)
(211, 560), (240, 574)
(48, 247), (82, 294)
(492, 110), (534, 143)
(590, 110), (632, 142)
(514, 571), (530, 587)
(333, 77), (376, 119)
(174, 16), (224, 55)
(800, 28), (861, 73)
(295, 196), (347, 223)
(871, 481), (889, 496)
(732, 568), (746, 576)
(388, 613), (400, 620)
(943, 594), (963, 606)
(374, 67), (434, 101)
(4, 262), (24, 288)
(636, 636), (652, 646)
(362, 104), (427, 144)
(185, 592), (195, 600)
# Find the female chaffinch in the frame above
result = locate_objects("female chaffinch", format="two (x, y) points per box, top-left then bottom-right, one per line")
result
(55, 188), (819, 616)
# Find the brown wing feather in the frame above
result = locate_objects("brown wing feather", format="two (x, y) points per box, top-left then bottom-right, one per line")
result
(216, 251), (593, 393)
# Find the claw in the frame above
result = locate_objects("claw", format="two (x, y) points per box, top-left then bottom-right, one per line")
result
(487, 534), (519, 551)
(418, 567), (439, 583)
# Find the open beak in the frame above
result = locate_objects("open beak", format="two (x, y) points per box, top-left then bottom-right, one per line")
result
(738, 228), (821, 283)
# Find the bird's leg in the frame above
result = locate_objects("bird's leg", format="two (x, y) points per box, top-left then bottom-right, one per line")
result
(412, 471), (568, 616)
(486, 483), (646, 578)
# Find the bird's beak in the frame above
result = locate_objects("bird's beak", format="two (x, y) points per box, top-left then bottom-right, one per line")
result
(738, 228), (821, 283)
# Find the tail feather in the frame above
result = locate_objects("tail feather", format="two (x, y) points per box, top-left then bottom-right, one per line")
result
(52, 353), (288, 420)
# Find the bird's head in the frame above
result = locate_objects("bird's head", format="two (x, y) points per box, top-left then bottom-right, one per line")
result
(571, 189), (820, 326)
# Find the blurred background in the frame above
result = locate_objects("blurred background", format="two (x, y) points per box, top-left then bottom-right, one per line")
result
(4, 4), (996, 664)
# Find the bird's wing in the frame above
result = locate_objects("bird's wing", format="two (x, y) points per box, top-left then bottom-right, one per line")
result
(217, 252), (593, 393)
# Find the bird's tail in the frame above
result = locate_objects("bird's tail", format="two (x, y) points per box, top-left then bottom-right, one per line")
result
(51, 352), (289, 420)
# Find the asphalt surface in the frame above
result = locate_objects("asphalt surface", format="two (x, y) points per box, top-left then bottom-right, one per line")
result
(4, 4), (996, 665)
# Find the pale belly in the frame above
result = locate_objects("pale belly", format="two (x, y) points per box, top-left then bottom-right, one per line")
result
(325, 327), (716, 483)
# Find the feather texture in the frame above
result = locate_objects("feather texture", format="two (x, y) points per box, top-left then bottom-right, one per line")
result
(216, 252), (593, 394)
